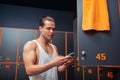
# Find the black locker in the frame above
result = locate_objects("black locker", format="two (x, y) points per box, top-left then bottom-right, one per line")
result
(75, 0), (120, 80)
(74, 66), (83, 80)
(17, 64), (29, 80)
(77, 0), (120, 66)
(53, 31), (66, 80)
(99, 67), (120, 80)
(52, 31), (65, 56)
(67, 32), (73, 54)
(84, 66), (98, 80)
(0, 64), (16, 80)
(67, 33), (74, 80)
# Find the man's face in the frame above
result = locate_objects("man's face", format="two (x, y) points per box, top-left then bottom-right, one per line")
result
(40, 20), (55, 40)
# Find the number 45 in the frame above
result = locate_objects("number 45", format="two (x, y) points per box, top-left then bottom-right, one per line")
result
(96, 53), (107, 61)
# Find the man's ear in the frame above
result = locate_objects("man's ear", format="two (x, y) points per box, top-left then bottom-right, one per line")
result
(39, 26), (42, 31)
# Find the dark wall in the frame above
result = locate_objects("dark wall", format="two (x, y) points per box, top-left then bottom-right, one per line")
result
(0, 4), (75, 31)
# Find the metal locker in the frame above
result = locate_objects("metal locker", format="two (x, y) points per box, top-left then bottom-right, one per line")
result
(84, 66), (98, 80)
(17, 64), (29, 80)
(18, 29), (35, 62)
(0, 64), (16, 80)
(99, 67), (120, 80)
(0, 28), (18, 62)
(52, 31), (65, 56)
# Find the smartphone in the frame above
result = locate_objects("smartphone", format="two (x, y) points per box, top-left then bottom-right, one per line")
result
(68, 52), (75, 56)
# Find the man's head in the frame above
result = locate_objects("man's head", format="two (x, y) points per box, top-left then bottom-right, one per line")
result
(39, 16), (55, 27)
(39, 16), (56, 40)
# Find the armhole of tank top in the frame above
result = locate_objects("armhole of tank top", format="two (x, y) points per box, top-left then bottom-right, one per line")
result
(50, 44), (58, 56)
(32, 40), (40, 64)
(33, 40), (38, 46)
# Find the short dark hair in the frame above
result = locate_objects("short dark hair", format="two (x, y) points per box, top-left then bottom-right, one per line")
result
(39, 16), (55, 27)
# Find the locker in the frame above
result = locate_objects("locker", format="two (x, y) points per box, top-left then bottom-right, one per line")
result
(67, 66), (74, 80)
(35, 30), (40, 39)
(84, 66), (98, 80)
(0, 64), (16, 80)
(66, 33), (74, 80)
(0, 28), (18, 62)
(99, 67), (120, 80)
(52, 32), (65, 56)
(58, 72), (66, 80)
(74, 66), (83, 80)
(17, 64), (29, 80)
(67, 33), (73, 54)
(76, 0), (120, 66)
(18, 29), (35, 62)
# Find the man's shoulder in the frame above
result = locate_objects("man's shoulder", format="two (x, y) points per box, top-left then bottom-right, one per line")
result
(50, 43), (56, 47)
(50, 44), (57, 50)
(24, 40), (36, 47)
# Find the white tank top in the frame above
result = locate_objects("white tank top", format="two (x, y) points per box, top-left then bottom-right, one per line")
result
(29, 40), (58, 80)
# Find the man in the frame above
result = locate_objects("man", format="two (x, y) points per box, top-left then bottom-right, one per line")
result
(23, 16), (73, 80)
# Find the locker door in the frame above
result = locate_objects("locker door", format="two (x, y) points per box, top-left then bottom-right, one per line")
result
(0, 28), (18, 62)
(99, 67), (120, 80)
(52, 32), (65, 56)
(77, 0), (120, 66)
(18, 29), (35, 80)
(74, 66), (83, 80)
(52, 32), (65, 80)
(0, 64), (16, 80)
(67, 33), (74, 80)
(18, 29), (35, 62)
(84, 66), (98, 80)
(17, 64), (29, 80)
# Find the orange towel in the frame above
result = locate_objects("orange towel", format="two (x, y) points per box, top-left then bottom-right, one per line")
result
(0, 28), (2, 47)
(118, 0), (120, 17)
(82, 0), (110, 31)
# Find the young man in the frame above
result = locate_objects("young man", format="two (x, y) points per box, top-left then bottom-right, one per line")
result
(23, 16), (73, 80)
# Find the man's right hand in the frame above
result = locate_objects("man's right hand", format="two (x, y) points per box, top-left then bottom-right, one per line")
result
(52, 55), (72, 66)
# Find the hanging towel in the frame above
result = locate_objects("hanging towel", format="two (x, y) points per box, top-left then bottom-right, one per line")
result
(118, 0), (120, 17)
(0, 28), (2, 47)
(82, 0), (110, 31)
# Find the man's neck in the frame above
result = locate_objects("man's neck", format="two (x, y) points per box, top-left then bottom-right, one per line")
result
(38, 36), (49, 46)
